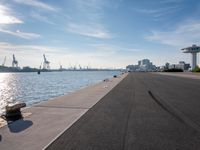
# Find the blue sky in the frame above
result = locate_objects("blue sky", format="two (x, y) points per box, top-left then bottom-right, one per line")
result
(0, 0), (200, 69)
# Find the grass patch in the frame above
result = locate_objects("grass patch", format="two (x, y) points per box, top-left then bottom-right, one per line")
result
(192, 66), (200, 72)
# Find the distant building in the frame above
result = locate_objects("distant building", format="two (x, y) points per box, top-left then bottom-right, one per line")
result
(165, 62), (170, 70)
(126, 59), (156, 72)
(141, 59), (150, 66)
(138, 60), (141, 66)
(168, 61), (190, 70)
(126, 65), (139, 71)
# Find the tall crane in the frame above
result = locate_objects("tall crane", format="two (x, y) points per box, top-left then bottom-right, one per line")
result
(43, 54), (50, 69)
(79, 64), (82, 70)
(12, 54), (18, 68)
(2, 56), (6, 66)
(59, 62), (62, 70)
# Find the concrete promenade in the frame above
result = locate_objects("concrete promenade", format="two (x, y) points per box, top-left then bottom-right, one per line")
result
(47, 73), (200, 150)
(0, 73), (127, 150)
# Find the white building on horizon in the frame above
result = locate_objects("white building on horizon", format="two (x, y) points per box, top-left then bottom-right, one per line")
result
(126, 59), (156, 72)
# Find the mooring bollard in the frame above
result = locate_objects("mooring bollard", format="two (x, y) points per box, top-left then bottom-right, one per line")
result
(5, 102), (26, 121)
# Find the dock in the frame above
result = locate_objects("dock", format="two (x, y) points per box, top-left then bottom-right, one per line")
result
(0, 73), (127, 150)
(1, 72), (200, 149)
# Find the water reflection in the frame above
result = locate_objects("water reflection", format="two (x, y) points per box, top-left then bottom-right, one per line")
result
(0, 73), (18, 115)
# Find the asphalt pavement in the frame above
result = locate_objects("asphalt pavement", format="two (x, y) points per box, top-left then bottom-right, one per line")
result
(46, 73), (200, 150)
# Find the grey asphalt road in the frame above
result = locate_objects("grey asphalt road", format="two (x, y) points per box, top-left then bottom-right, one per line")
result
(46, 73), (200, 150)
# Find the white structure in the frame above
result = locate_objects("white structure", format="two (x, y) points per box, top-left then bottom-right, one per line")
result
(126, 59), (156, 72)
(181, 45), (200, 69)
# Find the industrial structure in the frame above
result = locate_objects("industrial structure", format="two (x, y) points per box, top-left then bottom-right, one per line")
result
(181, 45), (200, 69)
(59, 63), (63, 71)
(2, 56), (6, 66)
(12, 54), (18, 68)
(43, 54), (50, 69)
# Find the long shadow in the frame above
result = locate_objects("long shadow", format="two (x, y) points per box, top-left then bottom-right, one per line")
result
(1, 113), (33, 133)
(0, 134), (2, 142)
(7, 119), (33, 133)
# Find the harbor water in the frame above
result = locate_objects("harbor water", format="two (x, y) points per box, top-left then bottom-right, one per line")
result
(0, 71), (120, 115)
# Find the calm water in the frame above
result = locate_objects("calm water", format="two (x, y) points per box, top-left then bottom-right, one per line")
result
(0, 71), (120, 114)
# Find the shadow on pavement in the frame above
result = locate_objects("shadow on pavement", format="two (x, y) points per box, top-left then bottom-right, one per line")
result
(0, 134), (2, 142)
(8, 119), (33, 133)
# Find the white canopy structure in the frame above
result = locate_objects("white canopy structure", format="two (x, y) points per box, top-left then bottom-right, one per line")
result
(181, 45), (200, 69)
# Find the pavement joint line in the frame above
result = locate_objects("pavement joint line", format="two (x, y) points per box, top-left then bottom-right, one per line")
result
(33, 105), (90, 110)
(148, 90), (200, 133)
(42, 112), (87, 150)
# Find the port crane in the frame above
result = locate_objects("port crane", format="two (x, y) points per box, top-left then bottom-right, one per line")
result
(12, 54), (18, 67)
(43, 54), (50, 69)
(79, 64), (82, 70)
(2, 56), (6, 66)
(59, 62), (62, 70)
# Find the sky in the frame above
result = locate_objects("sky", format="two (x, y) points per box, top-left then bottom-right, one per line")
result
(0, 0), (200, 69)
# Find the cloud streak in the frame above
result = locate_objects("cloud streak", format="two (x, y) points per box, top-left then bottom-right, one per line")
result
(13, 0), (57, 11)
(0, 42), (70, 55)
(0, 28), (41, 39)
(160, 0), (184, 4)
(134, 5), (181, 18)
(66, 0), (113, 39)
(0, 4), (23, 24)
(146, 20), (200, 47)
(30, 11), (56, 25)
(88, 43), (141, 56)
(67, 23), (111, 39)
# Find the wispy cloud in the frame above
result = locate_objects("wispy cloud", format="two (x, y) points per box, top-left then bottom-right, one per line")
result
(0, 4), (23, 24)
(66, 0), (113, 39)
(0, 28), (41, 39)
(160, 0), (184, 4)
(134, 5), (181, 18)
(74, 0), (105, 11)
(67, 23), (111, 39)
(146, 20), (200, 47)
(13, 0), (57, 11)
(30, 11), (55, 25)
(0, 42), (70, 55)
(88, 43), (141, 56)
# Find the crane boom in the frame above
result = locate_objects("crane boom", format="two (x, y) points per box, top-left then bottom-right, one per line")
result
(2, 56), (6, 66)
